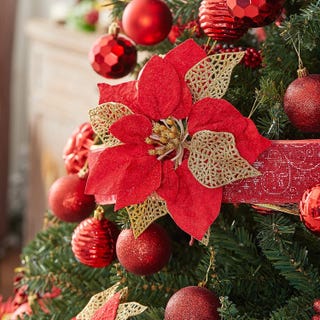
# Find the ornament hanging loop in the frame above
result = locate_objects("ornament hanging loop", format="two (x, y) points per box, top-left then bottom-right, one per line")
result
(108, 22), (120, 37)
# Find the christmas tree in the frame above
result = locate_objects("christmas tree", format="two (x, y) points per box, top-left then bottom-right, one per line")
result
(2, 0), (320, 319)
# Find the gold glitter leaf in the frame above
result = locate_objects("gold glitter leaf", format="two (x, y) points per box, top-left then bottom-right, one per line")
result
(116, 302), (148, 320)
(126, 195), (168, 238)
(188, 130), (261, 188)
(200, 229), (210, 246)
(89, 102), (133, 147)
(185, 51), (245, 102)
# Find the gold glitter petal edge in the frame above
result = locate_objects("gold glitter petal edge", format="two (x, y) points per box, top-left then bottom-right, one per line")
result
(116, 302), (148, 320)
(185, 51), (245, 102)
(126, 195), (168, 238)
(188, 130), (261, 189)
(200, 229), (210, 246)
(89, 102), (133, 147)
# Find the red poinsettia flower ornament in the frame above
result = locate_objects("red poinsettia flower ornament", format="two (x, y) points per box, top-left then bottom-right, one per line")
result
(86, 39), (270, 241)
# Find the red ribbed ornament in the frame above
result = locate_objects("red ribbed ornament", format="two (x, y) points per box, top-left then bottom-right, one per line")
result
(299, 185), (320, 235)
(63, 122), (95, 175)
(72, 215), (119, 268)
(199, 0), (248, 41)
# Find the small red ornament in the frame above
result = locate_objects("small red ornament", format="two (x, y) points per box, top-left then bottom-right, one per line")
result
(63, 122), (95, 174)
(199, 0), (248, 42)
(116, 223), (171, 275)
(227, 0), (285, 27)
(48, 174), (95, 222)
(71, 211), (119, 268)
(89, 25), (137, 79)
(314, 299), (320, 313)
(299, 185), (320, 235)
(283, 69), (320, 133)
(84, 8), (99, 26)
(164, 286), (220, 320)
(122, 0), (173, 45)
(313, 315), (320, 320)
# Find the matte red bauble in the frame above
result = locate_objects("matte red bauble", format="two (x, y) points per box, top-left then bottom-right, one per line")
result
(199, 0), (248, 41)
(116, 223), (171, 275)
(89, 33), (137, 79)
(283, 70), (320, 133)
(227, 0), (285, 27)
(72, 216), (119, 268)
(299, 185), (320, 235)
(164, 286), (220, 320)
(122, 0), (173, 45)
(48, 175), (95, 222)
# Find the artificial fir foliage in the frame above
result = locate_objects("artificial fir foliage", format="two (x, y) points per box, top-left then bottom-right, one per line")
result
(3, 0), (320, 319)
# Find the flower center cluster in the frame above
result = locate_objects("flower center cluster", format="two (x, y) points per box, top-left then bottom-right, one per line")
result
(145, 117), (188, 166)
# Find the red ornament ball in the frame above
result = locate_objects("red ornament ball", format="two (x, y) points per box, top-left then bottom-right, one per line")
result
(72, 216), (119, 268)
(199, 0), (248, 42)
(299, 185), (320, 235)
(63, 122), (95, 174)
(89, 34), (137, 79)
(313, 316), (320, 320)
(116, 223), (171, 275)
(122, 0), (173, 45)
(164, 286), (220, 320)
(283, 71), (320, 133)
(227, 0), (285, 27)
(314, 299), (320, 313)
(48, 174), (95, 222)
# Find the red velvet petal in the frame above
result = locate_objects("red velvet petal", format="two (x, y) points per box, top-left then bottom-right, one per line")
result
(188, 98), (271, 163)
(156, 160), (179, 201)
(163, 161), (222, 240)
(115, 156), (162, 210)
(110, 114), (152, 144)
(91, 292), (120, 320)
(137, 56), (182, 120)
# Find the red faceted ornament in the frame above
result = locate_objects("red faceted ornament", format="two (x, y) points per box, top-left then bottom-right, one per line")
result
(63, 122), (95, 174)
(164, 286), (220, 320)
(89, 33), (137, 79)
(199, 0), (248, 41)
(72, 214), (119, 268)
(48, 174), (96, 222)
(227, 0), (285, 27)
(122, 0), (173, 45)
(116, 223), (171, 275)
(299, 185), (320, 235)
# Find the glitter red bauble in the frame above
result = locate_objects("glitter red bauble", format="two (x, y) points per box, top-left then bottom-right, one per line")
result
(72, 216), (119, 268)
(116, 223), (171, 275)
(89, 34), (137, 79)
(312, 315), (320, 320)
(227, 0), (285, 27)
(283, 73), (320, 133)
(299, 185), (320, 235)
(199, 0), (248, 42)
(164, 286), (220, 320)
(122, 0), (173, 45)
(63, 122), (95, 174)
(48, 175), (95, 222)
(314, 299), (320, 313)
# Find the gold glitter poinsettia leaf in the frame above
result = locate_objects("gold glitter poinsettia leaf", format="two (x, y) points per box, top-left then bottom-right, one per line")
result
(116, 302), (148, 320)
(188, 130), (261, 188)
(89, 102), (133, 147)
(126, 194), (168, 238)
(185, 51), (245, 102)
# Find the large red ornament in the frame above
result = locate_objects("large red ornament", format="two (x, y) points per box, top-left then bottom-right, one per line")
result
(71, 214), (119, 268)
(227, 0), (285, 27)
(164, 286), (220, 320)
(116, 223), (171, 275)
(122, 0), (173, 45)
(48, 174), (95, 222)
(89, 32), (137, 79)
(299, 185), (320, 235)
(199, 0), (248, 41)
(283, 70), (320, 133)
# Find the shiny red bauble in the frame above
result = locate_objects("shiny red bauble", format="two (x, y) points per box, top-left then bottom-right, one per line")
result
(227, 0), (285, 27)
(89, 34), (137, 79)
(116, 223), (171, 275)
(299, 185), (320, 235)
(72, 216), (119, 268)
(122, 0), (173, 45)
(48, 174), (95, 222)
(164, 286), (220, 320)
(199, 0), (248, 42)
(283, 72), (320, 133)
